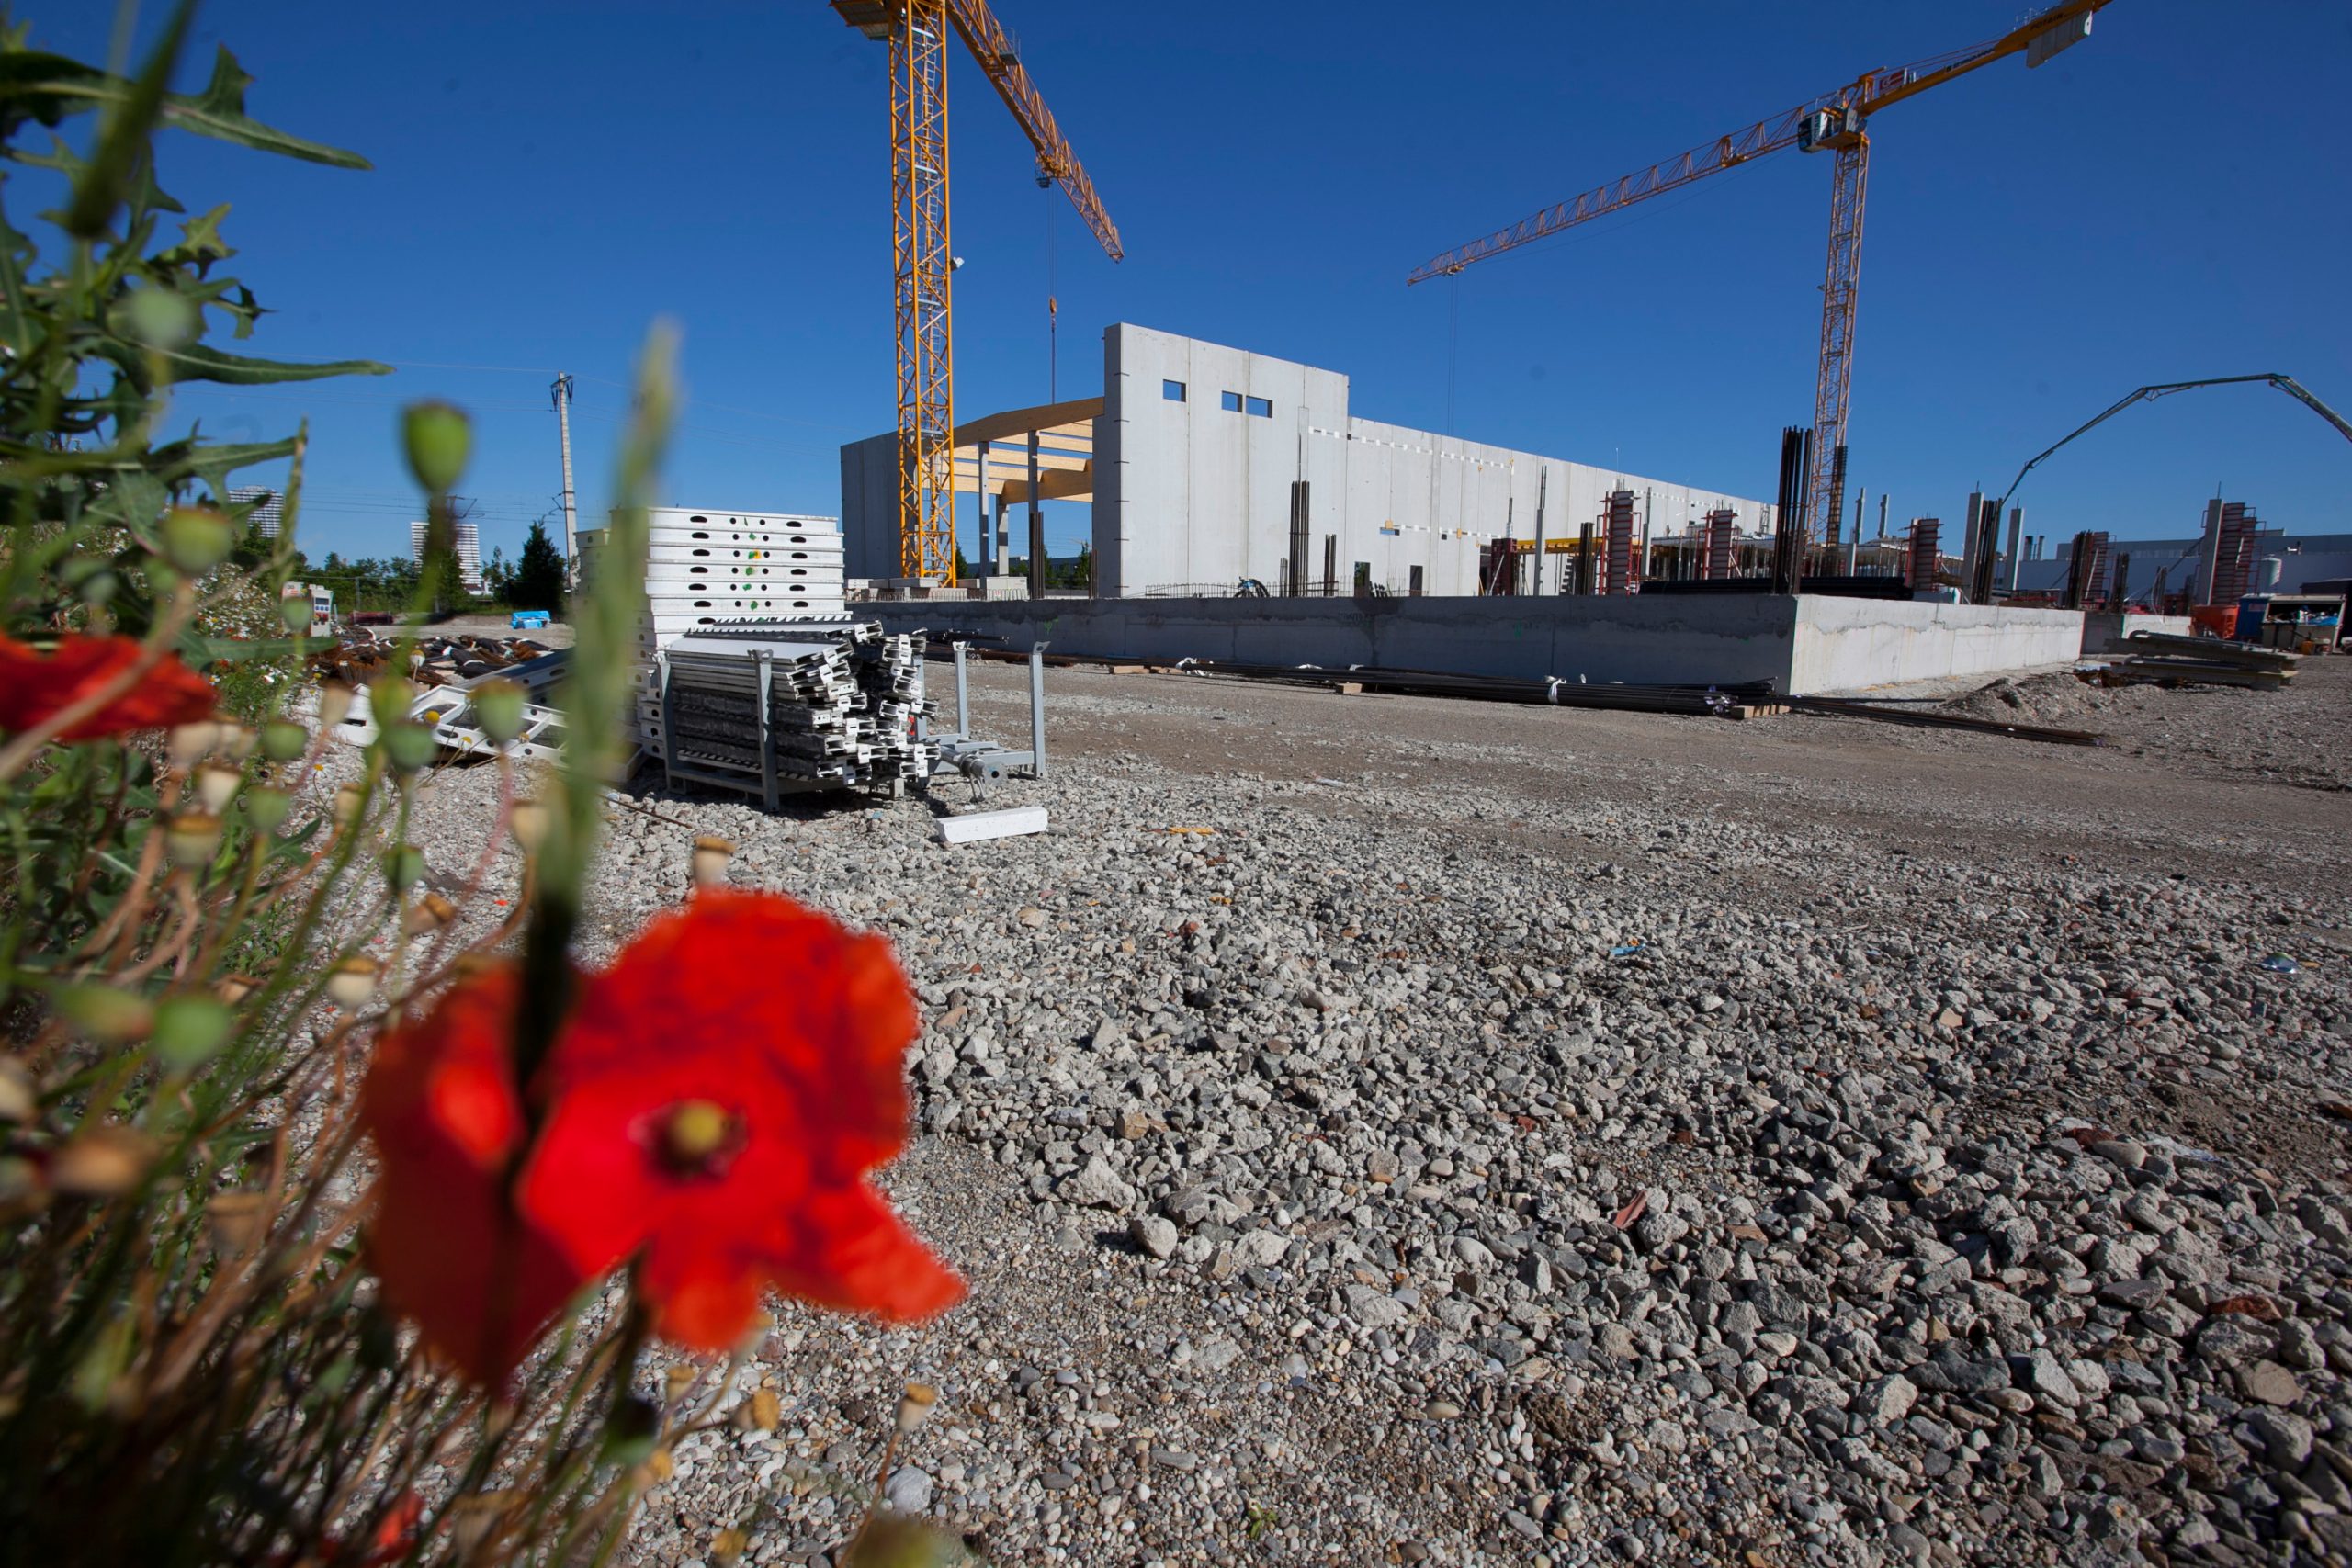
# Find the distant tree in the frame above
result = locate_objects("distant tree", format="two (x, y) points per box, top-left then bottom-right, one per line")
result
(481, 545), (511, 602)
(508, 518), (567, 613)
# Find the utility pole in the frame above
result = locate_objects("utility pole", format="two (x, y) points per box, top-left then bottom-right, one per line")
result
(552, 373), (579, 585)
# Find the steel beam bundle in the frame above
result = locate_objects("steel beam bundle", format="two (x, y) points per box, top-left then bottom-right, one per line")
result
(642, 621), (935, 805)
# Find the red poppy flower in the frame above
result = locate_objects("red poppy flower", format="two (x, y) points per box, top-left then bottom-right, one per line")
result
(516, 889), (963, 1350)
(359, 890), (960, 1384)
(358, 966), (586, 1387)
(0, 633), (215, 739)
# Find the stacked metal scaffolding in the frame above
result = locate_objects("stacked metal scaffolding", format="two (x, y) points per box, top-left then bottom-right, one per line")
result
(639, 621), (935, 806)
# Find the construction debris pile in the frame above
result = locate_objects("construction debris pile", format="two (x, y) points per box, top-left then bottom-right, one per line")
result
(639, 621), (934, 800)
(2091, 629), (2301, 691)
(307, 632), (561, 691)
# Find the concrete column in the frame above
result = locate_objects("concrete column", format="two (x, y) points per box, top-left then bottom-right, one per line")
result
(2004, 508), (2024, 592)
(975, 438), (989, 575)
(1026, 431), (1043, 600)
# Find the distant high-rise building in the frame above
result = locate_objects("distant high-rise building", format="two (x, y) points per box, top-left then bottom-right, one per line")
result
(228, 485), (286, 539)
(410, 518), (484, 594)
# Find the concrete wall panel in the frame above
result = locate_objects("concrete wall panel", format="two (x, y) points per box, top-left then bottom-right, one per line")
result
(864, 594), (1801, 689)
(1788, 599), (2084, 694)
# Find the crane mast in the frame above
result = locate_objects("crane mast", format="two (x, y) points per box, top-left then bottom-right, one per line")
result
(833, 0), (1121, 585)
(1408, 1), (2114, 554)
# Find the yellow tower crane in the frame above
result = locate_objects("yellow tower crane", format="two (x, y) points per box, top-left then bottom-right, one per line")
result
(831, 0), (1123, 585)
(1409, 1), (2115, 545)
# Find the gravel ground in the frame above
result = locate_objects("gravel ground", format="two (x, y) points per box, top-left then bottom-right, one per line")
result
(347, 651), (2352, 1567)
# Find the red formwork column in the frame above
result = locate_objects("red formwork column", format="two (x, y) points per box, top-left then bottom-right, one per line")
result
(1702, 509), (1735, 581)
(1604, 491), (1636, 595)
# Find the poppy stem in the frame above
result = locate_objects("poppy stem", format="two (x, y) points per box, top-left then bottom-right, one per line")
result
(852, 1426), (903, 1549)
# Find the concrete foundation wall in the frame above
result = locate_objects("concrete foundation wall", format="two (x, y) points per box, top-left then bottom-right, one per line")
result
(868, 593), (1800, 688)
(2080, 611), (2194, 654)
(867, 593), (2079, 697)
(1788, 599), (2085, 694)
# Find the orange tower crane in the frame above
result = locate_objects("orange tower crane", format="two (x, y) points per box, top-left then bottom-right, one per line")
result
(831, 0), (1123, 584)
(1408, 1), (2115, 544)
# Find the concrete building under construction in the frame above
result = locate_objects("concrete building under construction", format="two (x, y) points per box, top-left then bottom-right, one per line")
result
(841, 324), (1776, 596)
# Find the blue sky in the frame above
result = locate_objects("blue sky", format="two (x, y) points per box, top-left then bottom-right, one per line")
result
(30, 1), (2352, 565)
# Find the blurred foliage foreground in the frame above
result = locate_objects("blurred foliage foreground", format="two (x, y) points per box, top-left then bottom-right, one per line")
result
(0, 9), (966, 1566)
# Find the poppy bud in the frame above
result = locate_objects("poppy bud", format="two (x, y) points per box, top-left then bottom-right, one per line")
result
(205, 1191), (270, 1258)
(382, 723), (436, 773)
(278, 595), (313, 635)
(402, 401), (473, 493)
(151, 995), (232, 1070)
(213, 975), (260, 1005)
(51, 1127), (158, 1197)
(691, 836), (735, 887)
(403, 891), (458, 935)
(164, 812), (223, 870)
(709, 1529), (749, 1568)
(325, 956), (380, 1010)
(124, 286), (198, 349)
(167, 720), (221, 769)
(729, 1389), (782, 1433)
(382, 844), (425, 892)
(470, 679), (526, 744)
(242, 786), (292, 833)
(261, 719), (309, 761)
(62, 554), (118, 605)
(215, 726), (256, 762)
(194, 763), (242, 815)
(895, 1382), (937, 1435)
(160, 508), (233, 574)
(369, 675), (414, 719)
(332, 784), (367, 828)
(0, 1058), (33, 1122)
(508, 798), (548, 853)
(54, 986), (153, 1043)
(318, 683), (356, 728)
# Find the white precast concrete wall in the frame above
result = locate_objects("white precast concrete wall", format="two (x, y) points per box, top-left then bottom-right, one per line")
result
(1094, 324), (1775, 598)
(1787, 600), (2085, 694)
(840, 433), (899, 579)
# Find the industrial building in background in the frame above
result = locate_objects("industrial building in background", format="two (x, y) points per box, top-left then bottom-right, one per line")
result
(409, 518), (484, 595)
(228, 484), (285, 540)
(842, 323), (1774, 598)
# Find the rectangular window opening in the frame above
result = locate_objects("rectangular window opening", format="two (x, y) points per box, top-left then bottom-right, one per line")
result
(1245, 396), (1272, 419)
(1220, 390), (1243, 412)
(1162, 379), (1185, 402)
